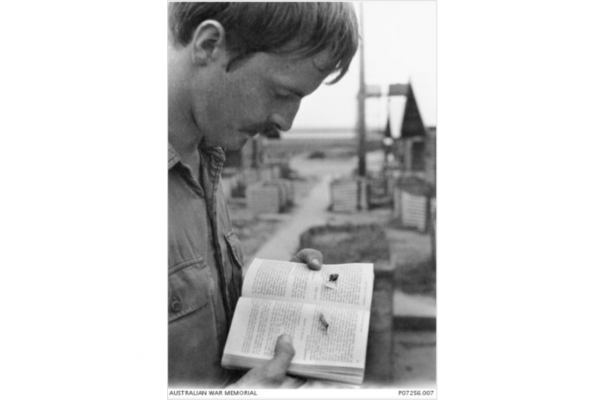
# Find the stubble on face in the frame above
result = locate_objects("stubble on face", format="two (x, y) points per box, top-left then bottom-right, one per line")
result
(196, 50), (333, 151)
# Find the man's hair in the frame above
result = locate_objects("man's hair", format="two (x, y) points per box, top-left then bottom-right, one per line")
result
(168, 2), (359, 84)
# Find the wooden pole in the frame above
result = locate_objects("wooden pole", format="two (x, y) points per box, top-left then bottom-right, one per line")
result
(365, 260), (395, 384)
(357, 2), (367, 178)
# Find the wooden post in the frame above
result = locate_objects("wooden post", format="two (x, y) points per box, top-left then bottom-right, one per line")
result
(430, 199), (436, 272)
(357, 2), (367, 178)
(364, 260), (395, 385)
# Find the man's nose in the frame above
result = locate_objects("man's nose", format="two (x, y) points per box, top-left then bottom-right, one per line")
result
(269, 102), (300, 132)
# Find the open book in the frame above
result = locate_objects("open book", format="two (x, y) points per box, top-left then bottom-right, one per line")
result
(221, 258), (374, 385)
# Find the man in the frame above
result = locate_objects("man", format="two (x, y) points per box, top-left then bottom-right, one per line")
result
(168, 2), (359, 388)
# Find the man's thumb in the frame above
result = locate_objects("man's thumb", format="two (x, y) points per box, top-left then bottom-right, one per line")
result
(270, 334), (295, 370)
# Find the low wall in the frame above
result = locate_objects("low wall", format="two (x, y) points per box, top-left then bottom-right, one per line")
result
(246, 179), (294, 214)
(329, 178), (368, 212)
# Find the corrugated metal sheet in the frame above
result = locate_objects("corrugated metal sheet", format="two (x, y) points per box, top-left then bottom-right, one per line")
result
(393, 189), (429, 232)
(331, 179), (359, 212)
(247, 183), (281, 214)
(402, 191), (427, 231)
(247, 180), (294, 214)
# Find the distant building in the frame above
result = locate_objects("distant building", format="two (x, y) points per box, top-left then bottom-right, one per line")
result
(224, 136), (264, 171)
(221, 131), (286, 199)
(425, 126), (436, 187)
(223, 125), (283, 171)
(386, 82), (435, 187)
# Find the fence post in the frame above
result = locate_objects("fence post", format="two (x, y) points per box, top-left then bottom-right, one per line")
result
(364, 260), (395, 385)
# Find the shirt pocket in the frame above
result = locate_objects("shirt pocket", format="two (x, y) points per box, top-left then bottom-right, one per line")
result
(168, 258), (212, 322)
(168, 257), (223, 385)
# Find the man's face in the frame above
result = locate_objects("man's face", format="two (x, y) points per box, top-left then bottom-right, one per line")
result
(193, 50), (332, 151)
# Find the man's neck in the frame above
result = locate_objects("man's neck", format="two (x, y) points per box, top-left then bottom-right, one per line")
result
(169, 129), (200, 168)
(168, 48), (205, 171)
(168, 91), (203, 175)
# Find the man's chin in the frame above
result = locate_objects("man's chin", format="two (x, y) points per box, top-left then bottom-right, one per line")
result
(222, 137), (249, 151)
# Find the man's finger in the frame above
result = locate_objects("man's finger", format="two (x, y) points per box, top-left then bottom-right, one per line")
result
(291, 248), (323, 270)
(265, 334), (295, 380)
(279, 375), (307, 389)
(307, 257), (321, 270)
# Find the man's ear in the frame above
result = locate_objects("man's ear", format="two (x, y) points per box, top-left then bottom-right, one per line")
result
(190, 20), (228, 66)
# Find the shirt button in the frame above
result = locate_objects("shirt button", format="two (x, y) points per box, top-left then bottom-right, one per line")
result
(170, 296), (182, 313)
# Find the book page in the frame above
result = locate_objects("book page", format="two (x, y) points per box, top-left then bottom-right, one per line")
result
(223, 297), (370, 368)
(241, 258), (374, 310)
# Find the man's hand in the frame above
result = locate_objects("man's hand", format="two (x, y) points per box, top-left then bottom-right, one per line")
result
(290, 248), (323, 271)
(229, 252), (321, 388)
(228, 334), (303, 389)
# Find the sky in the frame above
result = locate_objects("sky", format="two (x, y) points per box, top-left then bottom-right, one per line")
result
(292, 1), (437, 131)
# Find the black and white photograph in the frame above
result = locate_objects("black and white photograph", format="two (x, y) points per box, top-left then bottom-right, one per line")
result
(3, 0), (600, 399)
(167, 1), (436, 395)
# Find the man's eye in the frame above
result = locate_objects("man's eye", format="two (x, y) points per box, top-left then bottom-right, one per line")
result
(275, 92), (291, 100)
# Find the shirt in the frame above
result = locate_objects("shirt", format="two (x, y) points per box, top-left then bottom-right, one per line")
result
(168, 143), (244, 387)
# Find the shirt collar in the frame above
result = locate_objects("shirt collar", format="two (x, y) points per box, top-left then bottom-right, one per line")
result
(168, 143), (226, 170)
(168, 144), (180, 170)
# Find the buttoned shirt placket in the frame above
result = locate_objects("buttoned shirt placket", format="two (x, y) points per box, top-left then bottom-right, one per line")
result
(199, 149), (234, 324)
(170, 146), (234, 327)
